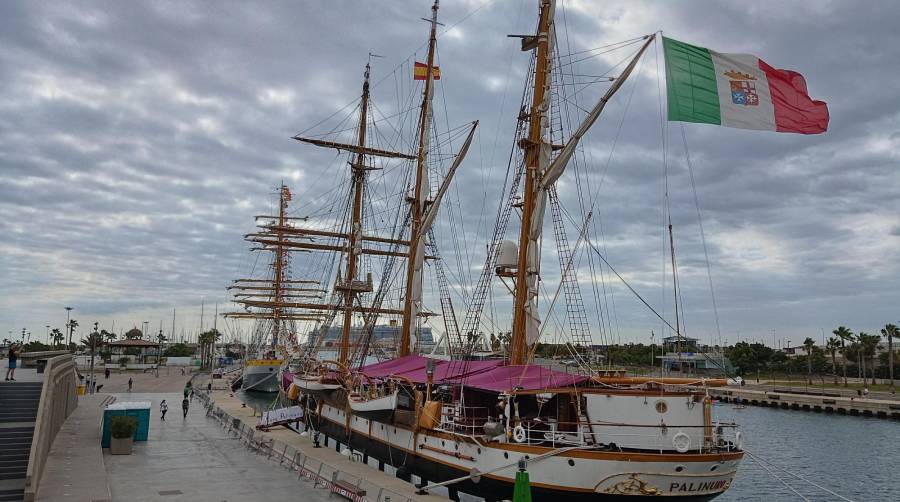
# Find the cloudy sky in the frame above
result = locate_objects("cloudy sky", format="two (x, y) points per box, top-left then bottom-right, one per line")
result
(1, 0), (898, 348)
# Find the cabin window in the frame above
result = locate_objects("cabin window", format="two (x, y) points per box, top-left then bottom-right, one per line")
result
(655, 400), (668, 414)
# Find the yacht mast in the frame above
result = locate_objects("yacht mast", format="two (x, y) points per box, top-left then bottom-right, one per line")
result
(399, 0), (440, 357)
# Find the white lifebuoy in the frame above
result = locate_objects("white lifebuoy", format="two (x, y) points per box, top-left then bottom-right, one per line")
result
(672, 432), (691, 453)
(512, 425), (527, 443)
(734, 431), (743, 450)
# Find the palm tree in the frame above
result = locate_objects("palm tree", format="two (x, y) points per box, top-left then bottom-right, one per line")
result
(826, 337), (841, 384)
(881, 324), (897, 393)
(102, 330), (117, 343)
(857, 333), (880, 386)
(832, 326), (854, 386)
(50, 328), (65, 349)
(67, 319), (79, 351)
(802, 337), (816, 384)
(198, 329), (222, 370)
(881, 324), (900, 394)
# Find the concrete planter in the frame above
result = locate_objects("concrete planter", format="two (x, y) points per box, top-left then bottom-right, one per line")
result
(110, 436), (133, 455)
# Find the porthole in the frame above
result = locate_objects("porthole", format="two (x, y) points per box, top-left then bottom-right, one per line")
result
(525, 455), (530, 460)
(710, 465), (718, 472)
(655, 400), (668, 414)
(568, 459), (575, 467)
(675, 465), (685, 472)
(477, 448), (482, 454)
(504, 452), (509, 459)
(441, 440), (445, 447)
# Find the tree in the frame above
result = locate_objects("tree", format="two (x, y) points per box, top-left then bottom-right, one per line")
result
(832, 326), (854, 386)
(803, 337), (816, 384)
(857, 332), (881, 386)
(50, 328), (65, 349)
(164, 343), (194, 358)
(198, 329), (222, 369)
(67, 319), (79, 350)
(102, 330), (117, 343)
(881, 324), (897, 393)
(826, 337), (841, 384)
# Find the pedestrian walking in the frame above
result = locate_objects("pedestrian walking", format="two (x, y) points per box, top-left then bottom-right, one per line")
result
(104, 367), (110, 379)
(5, 344), (20, 381)
(160, 400), (168, 420)
(181, 397), (190, 418)
(190, 388), (195, 402)
(128, 377), (133, 391)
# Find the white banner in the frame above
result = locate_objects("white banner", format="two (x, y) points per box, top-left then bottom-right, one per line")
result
(259, 406), (303, 427)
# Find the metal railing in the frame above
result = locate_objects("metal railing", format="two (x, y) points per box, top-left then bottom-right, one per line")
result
(195, 388), (426, 502)
(434, 405), (741, 453)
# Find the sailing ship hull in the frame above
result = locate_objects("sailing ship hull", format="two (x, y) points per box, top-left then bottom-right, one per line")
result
(241, 359), (282, 393)
(347, 391), (399, 422)
(310, 402), (740, 501)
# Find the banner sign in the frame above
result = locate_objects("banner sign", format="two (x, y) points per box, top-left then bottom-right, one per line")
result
(259, 406), (303, 428)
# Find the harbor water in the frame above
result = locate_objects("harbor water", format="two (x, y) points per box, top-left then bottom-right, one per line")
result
(715, 404), (898, 500)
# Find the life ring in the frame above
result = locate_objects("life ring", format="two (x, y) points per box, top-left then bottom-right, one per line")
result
(672, 432), (691, 453)
(512, 425), (527, 443)
(734, 431), (743, 450)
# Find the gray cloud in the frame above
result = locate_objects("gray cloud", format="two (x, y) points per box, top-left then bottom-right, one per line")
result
(1, 0), (898, 348)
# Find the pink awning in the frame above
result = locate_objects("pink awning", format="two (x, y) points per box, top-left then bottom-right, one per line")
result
(359, 355), (504, 385)
(359, 355), (429, 379)
(461, 364), (587, 392)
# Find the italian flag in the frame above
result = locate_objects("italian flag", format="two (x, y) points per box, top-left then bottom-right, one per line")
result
(663, 37), (829, 134)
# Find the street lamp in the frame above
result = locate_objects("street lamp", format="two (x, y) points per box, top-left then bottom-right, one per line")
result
(45, 325), (50, 345)
(89, 322), (99, 395)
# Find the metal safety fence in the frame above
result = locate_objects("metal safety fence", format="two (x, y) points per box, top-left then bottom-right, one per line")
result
(194, 389), (423, 502)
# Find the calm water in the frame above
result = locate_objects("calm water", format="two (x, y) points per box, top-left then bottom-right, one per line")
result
(235, 388), (898, 500)
(714, 404), (898, 501)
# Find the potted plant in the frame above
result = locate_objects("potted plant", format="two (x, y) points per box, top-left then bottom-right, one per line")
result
(109, 416), (137, 455)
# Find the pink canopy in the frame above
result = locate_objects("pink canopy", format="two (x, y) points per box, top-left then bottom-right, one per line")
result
(359, 355), (503, 385)
(461, 364), (587, 392)
(359, 356), (584, 392)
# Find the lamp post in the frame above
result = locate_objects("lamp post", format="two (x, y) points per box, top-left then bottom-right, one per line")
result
(65, 307), (74, 352)
(90, 322), (99, 395)
(45, 325), (50, 345)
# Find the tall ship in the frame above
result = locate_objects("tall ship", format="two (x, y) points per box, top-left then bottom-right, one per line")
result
(225, 185), (325, 393)
(275, 1), (768, 499)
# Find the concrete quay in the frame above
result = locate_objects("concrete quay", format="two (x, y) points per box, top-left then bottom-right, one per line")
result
(707, 387), (900, 418)
(200, 379), (449, 502)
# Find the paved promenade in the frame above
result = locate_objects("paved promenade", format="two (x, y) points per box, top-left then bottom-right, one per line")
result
(36, 371), (334, 502)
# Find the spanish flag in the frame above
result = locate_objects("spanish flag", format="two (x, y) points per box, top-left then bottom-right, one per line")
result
(414, 62), (440, 81)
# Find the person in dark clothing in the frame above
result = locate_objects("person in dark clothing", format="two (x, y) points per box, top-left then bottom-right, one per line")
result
(181, 397), (190, 418)
(5, 345), (19, 381)
(207, 382), (212, 392)
(104, 368), (111, 379)
(128, 377), (133, 391)
(160, 400), (168, 420)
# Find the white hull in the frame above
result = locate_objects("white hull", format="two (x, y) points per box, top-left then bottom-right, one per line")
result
(313, 402), (742, 498)
(293, 375), (342, 392)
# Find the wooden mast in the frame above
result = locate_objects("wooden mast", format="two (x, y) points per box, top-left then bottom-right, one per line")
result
(272, 184), (288, 346)
(509, 0), (554, 366)
(337, 62), (372, 367)
(399, 0), (439, 357)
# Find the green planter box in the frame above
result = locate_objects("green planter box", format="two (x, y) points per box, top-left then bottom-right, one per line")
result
(102, 401), (151, 448)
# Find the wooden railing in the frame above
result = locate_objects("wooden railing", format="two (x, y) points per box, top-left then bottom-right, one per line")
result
(23, 354), (78, 502)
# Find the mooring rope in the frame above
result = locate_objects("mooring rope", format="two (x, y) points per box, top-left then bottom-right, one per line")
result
(745, 449), (856, 502)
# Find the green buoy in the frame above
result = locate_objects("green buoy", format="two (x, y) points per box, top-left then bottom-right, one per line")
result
(513, 458), (532, 502)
